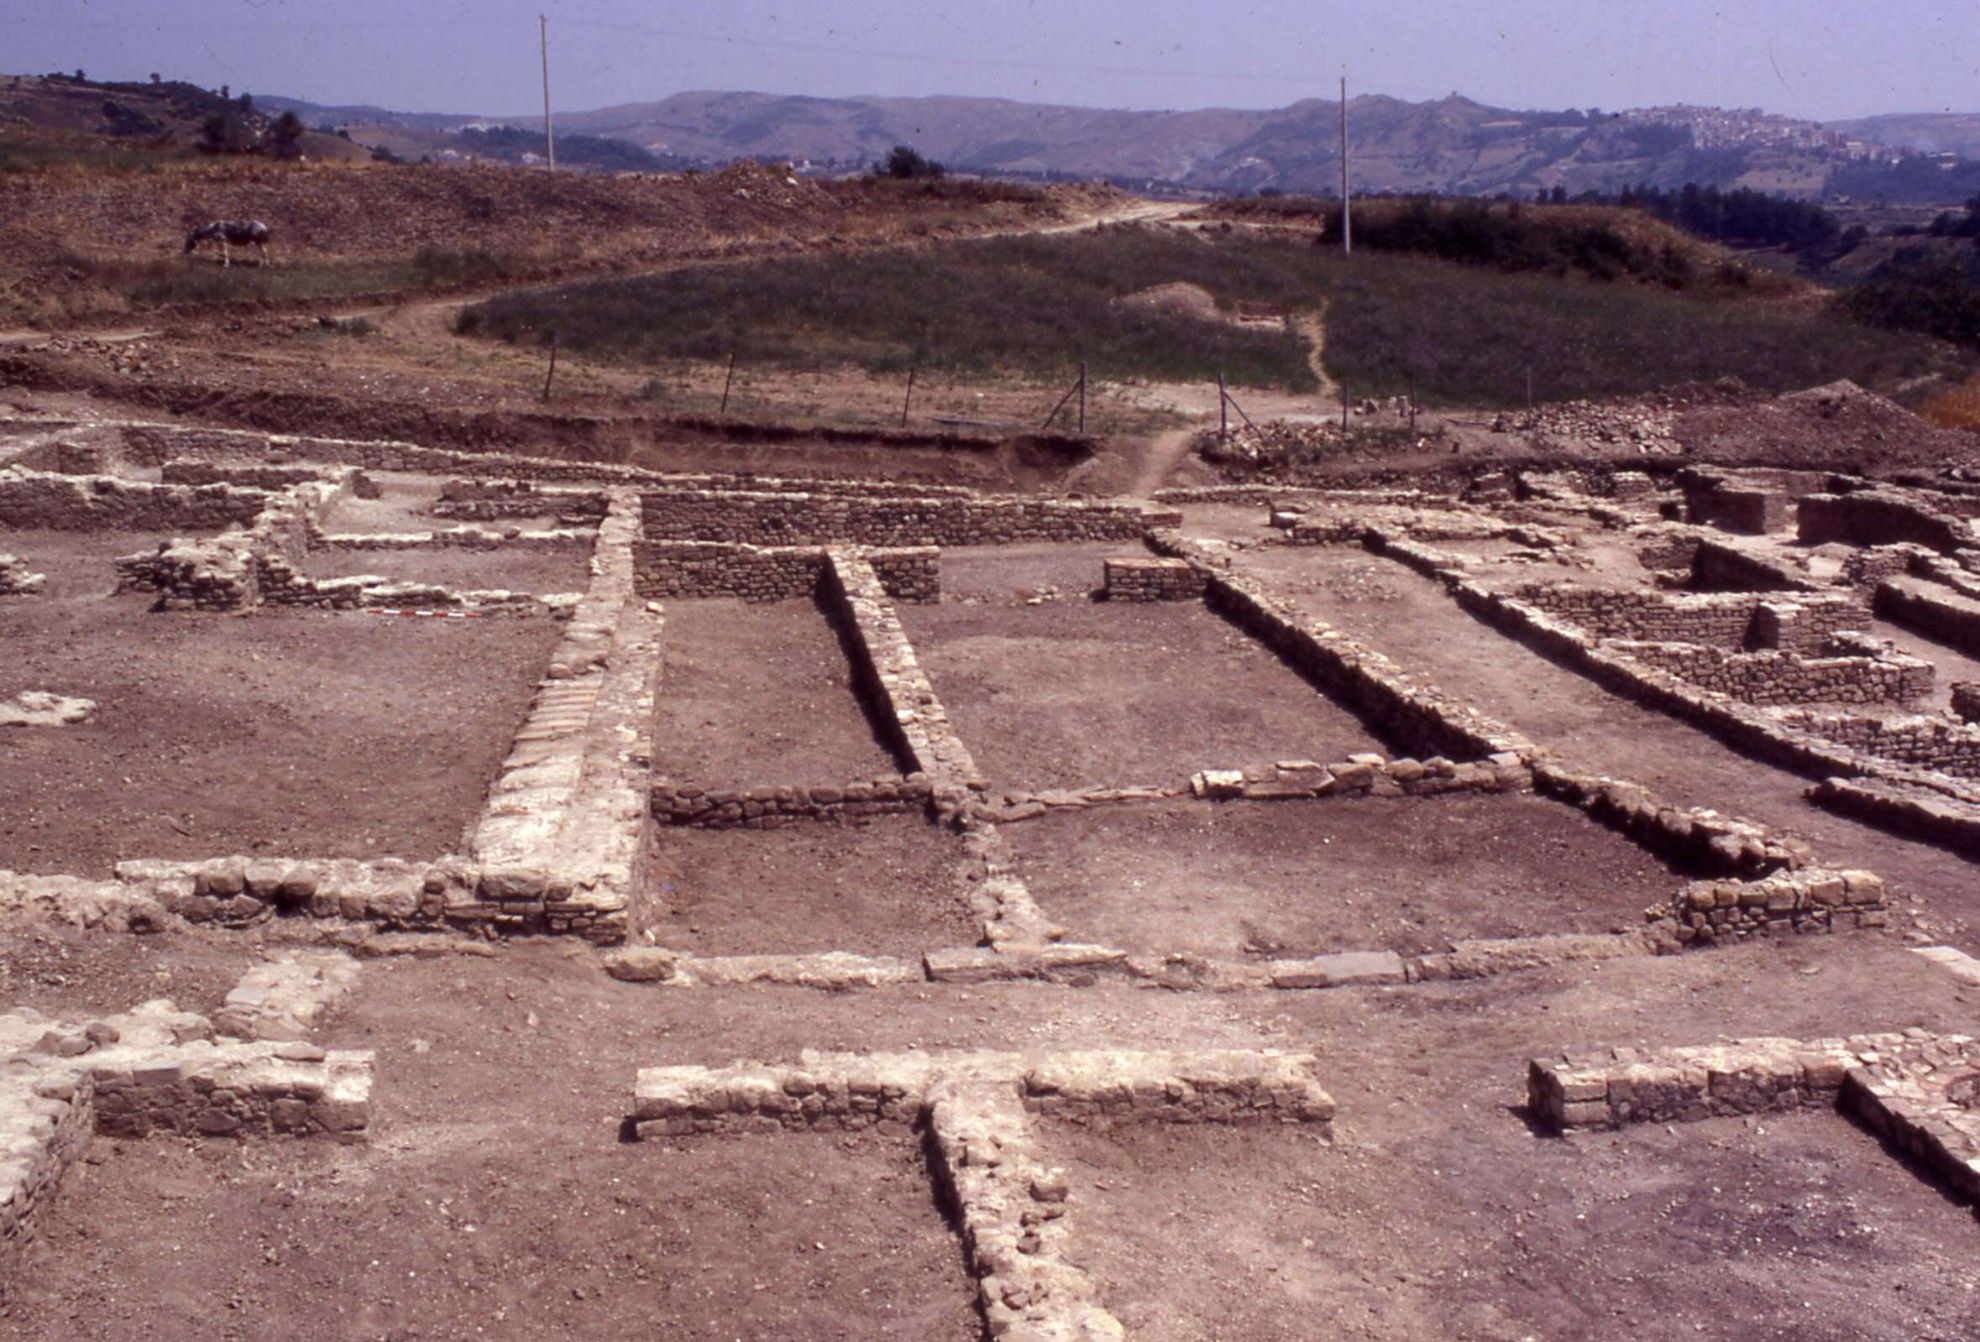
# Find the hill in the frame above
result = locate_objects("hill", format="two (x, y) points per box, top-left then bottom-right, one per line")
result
(289, 87), (1980, 203)
(1828, 113), (1980, 160)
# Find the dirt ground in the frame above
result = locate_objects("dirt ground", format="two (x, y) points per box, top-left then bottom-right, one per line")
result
(0, 529), (558, 875)
(1002, 794), (1682, 956)
(643, 815), (979, 957)
(901, 598), (1388, 791)
(652, 597), (902, 789)
(1, 930), (1974, 1340)
(936, 543), (1123, 602)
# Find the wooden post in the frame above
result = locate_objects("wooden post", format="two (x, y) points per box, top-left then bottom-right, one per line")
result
(1078, 360), (1087, 434)
(539, 15), (556, 172)
(719, 351), (736, 416)
(1525, 365), (1534, 412)
(1409, 373), (1418, 432)
(540, 330), (557, 401)
(1340, 379), (1348, 432)
(901, 364), (915, 428)
(1218, 371), (1228, 438)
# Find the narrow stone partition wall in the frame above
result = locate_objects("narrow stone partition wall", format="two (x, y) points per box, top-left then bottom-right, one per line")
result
(1527, 1030), (1980, 1205)
(630, 1049), (1333, 1342)
(470, 488), (660, 940)
(823, 548), (983, 811)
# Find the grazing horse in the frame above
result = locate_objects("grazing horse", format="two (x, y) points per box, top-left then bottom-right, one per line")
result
(184, 219), (273, 267)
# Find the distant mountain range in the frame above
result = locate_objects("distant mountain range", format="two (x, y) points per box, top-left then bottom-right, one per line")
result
(259, 89), (1980, 203)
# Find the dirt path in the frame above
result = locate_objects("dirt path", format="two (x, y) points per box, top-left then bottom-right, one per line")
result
(1293, 306), (1337, 404)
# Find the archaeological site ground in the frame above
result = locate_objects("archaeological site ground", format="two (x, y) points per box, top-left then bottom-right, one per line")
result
(3, 154), (1980, 1342)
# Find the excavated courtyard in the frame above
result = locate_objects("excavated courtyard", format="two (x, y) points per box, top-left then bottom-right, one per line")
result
(2, 408), (1980, 1340)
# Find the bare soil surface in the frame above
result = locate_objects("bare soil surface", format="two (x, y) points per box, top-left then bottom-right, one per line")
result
(653, 597), (902, 789)
(937, 543), (1122, 602)
(0, 924), (248, 1022)
(7, 928), (1974, 1340)
(644, 816), (979, 957)
(901, 598), (1388, 791)
(1059, 1109), (1977, 1342)
(0, 530), (557, 875)
(1238, 543), (1980, 945)
(1003, 795), (1682, 957)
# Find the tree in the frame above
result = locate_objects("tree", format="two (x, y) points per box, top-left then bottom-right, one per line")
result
(271, 110), (305, 159)
(877, 144), (944, 180)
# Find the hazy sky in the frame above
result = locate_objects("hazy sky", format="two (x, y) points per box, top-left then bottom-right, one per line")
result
(11, 0), (1978, 121)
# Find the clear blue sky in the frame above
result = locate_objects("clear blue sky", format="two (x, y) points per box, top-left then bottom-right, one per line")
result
(10, 0), (1977, 121)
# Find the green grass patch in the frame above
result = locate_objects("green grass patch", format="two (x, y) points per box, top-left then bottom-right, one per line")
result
(456, 229), (1961, 407)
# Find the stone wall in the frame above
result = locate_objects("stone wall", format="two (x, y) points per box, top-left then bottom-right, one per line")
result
(159, 459), (346, 491)
(1190, 752), (1526, 802)
(1678, 469), (1791, 534)
(1616, 639), (1932, 707)
(629, 1049), (1335, 1138)
(631, 541), (939, 602)
(1875, 579), (1980, 660)
(1799, 490), (1974, 553)
(1783, 709), (1980, 780)
(1508, 583), (1859, 652)
(0, 995), (371, 1257)
(1658, 867), (1886, 946)
(0, 468), (267, 532)
(1689, 538), (1826, 594)
(1530, 761), (1808, 878)
(1154, 535), (1531, 764)
(468, 489), (657, 941)
(1528, 1030), (1980, 1206)
(823, 549), (978, 809)
(651, 777), (932, 827)
(1103, 556), (1205, 602)
(432, 479), (610, 521)
(640, 486), (1175, 548)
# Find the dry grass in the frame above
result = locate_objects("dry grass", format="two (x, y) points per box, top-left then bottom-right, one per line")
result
(1920, 373), (1980, 428)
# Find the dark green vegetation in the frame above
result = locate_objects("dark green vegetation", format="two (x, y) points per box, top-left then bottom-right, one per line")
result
(1563, 184), (1841, 258)
(876, 145), (945, 180)
(71, 247), (513, 308)
(1844, 247), (1980, 348)
(453, 126), (678, 172)
(1212, 195), (1780, 289)
(456, 227), (1960, 408)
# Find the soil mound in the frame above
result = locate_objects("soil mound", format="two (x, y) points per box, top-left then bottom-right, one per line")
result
(1675, 378), (1980, 474)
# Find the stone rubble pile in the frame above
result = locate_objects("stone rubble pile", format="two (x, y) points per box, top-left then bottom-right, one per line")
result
(0, 553), (44, 595)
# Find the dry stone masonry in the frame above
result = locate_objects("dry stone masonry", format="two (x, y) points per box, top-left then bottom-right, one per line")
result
(630, 1049), (1333, 1341)
(470, 489), (658, 941)
(1528, 1030), (1980, 1207)
(0, 987), (371, 1261)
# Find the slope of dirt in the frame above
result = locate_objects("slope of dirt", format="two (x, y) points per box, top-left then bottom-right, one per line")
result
(1676, 378), (1980, 474)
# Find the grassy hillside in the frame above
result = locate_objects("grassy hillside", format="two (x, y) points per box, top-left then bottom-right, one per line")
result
(459, 227), (1962, 407)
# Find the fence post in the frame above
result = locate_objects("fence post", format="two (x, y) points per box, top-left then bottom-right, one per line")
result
(901, 364), (915, 428)
(540, 329), (558, 402)
(1218, 371), (1228, 438)
(719, 351), (737, 417)
(1078, 360), (1087, 434)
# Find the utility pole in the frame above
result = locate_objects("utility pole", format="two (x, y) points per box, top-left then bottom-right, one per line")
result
(1340, 75), (1351, 254)
(540, 14), (556, 172)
